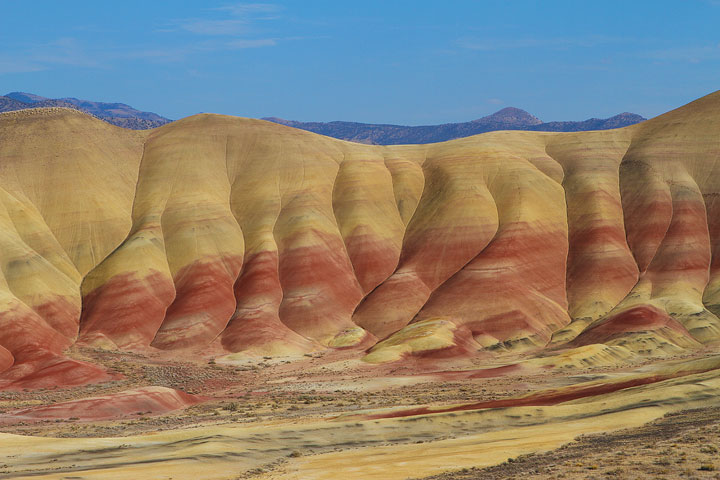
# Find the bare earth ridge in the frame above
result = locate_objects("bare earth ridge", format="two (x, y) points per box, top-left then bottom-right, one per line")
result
(0, 91), (720, 478)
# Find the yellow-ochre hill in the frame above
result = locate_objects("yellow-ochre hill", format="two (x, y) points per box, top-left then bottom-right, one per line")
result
(0, 91), (720, 387)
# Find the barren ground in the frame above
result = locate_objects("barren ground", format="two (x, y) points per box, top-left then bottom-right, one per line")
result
(419, 407), (720, 480)
(2, 345), (720, 479)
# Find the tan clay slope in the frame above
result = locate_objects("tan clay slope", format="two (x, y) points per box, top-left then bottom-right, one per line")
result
(553, 90), (720, 349)
(76, 113), (575, 359)
(0, 108), (145, 384)
(0, 92), (719, 384)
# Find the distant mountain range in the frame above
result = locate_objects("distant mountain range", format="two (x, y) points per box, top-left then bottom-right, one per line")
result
(0, 91), (645, 139)
(264, 108), (647, 144)
(0, 92), (171, 129)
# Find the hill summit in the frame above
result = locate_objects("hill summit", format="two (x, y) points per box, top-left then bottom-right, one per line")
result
(477, 106), (543, 126)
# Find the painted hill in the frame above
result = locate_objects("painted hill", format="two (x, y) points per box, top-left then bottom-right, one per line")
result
(264, 107), (646, 144)
(2, 91), (171, 129)
(0, 91), (717, 389)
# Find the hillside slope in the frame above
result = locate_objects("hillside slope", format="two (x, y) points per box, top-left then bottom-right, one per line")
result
(0, 91), (718, 387)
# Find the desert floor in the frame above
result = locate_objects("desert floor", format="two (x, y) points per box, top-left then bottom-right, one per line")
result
(2, 344), (720, 479)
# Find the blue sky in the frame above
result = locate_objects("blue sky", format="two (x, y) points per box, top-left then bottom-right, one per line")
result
(1, 1), (719, 124)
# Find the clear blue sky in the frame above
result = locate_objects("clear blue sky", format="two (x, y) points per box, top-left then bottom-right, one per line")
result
(1, 1), (719, 124)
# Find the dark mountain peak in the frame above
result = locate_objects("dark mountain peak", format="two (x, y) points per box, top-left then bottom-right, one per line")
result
(5, 92), (49, 103)
(0, 95), (29, 110)
(529, 112), (647, 133)
(609, 112), (646, 121)
(481, 107), (543, 126)
(596, 112), (647, 129)
(2, 92), (171, 129)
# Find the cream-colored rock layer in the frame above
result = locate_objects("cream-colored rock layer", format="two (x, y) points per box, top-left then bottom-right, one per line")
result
(363, 317), (463, 363)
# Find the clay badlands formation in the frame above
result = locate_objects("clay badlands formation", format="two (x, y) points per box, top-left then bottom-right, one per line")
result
(1, 92), (720, 479)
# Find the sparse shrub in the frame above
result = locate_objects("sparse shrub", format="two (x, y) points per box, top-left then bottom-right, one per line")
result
(700, 464), (717, 471)
(701, 445), (718, 454)
(223, 402), (238, 412)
